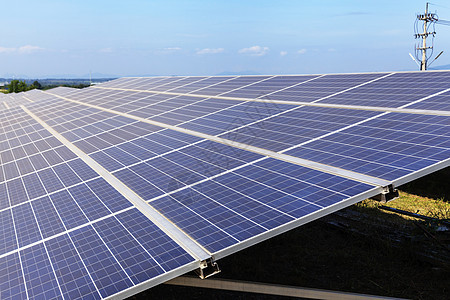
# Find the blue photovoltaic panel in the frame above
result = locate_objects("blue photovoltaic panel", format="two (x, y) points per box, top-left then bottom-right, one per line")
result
(220, 75), (319, 99)
(115, 208), (195, 271)
(285, 112), (450, 181)
(407, 90), (450, 111)
(318, 72), (450, 108)
(167, 76), (235, 94)
(114, 138), (263, 201)
(266, 73), (388, 102)
(220, 106), (380, 152)
(147, 97), (243, 125)
(1, 71), (449, 299)
(188, 76), (272, 96)
(150, 157), (373, 253)
(150, 76), (209, 92)
(180, 101), (296, 136)
(92, 217), (166, 284)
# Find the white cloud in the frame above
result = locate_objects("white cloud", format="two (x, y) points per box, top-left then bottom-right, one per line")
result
(328, 48), (337, 52)
(154, 47), (183, 55)
(0, 45), (44, 54)
(297, 48), (307, 54)
(18, 45), (44, 53)
(164, 47), (182, 51)
(0, 47), (15, 53)
(238, 45), (269, 56)
(197, 48), (224, 55)
(280, 51), (288, 56)
(99, 47), (113, 53)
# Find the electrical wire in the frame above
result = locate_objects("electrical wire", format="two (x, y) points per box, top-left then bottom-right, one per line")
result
(413, 11), (438, 65)
(437, 19), (450, 26)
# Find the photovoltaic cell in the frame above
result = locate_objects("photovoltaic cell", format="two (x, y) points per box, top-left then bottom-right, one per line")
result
(45, 234), (101, 299)
(69, 225), (134, 298)
(20, 243), (62, 300)
(0, 253), (27, 300)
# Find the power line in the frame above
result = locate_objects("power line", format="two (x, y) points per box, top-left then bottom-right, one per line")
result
(436, 19), (450, 26)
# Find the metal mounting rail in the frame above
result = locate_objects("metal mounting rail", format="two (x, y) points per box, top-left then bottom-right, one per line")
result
(21, 105), (211, 263)
(165, 276), (406, 300)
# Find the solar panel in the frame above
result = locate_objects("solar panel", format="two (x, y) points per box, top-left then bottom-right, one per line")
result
(0, 70), (449, 299)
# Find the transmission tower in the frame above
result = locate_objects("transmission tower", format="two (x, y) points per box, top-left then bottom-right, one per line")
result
(414, 2), (438, 70)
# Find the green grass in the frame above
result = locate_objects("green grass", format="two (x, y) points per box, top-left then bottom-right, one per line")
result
(356, 191), (450, 222)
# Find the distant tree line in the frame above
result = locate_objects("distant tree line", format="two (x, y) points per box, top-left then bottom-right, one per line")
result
(4, 80), (90, 93)
(6, 80), (41, 93)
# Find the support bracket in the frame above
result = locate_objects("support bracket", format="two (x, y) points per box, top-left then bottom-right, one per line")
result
(195, 258), (221, 279)
(370, 185), (399, 203)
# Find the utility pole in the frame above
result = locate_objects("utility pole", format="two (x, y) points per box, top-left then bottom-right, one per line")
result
(414, 2), (437, 70)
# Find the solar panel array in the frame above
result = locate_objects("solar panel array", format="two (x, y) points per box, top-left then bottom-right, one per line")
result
(1, 70), (449, 299)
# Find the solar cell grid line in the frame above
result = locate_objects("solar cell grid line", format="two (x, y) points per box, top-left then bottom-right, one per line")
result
(219, 107), (381, 152)
(18, 199), (66, 298)
(20, 243), (63, 299)
(88, 77), (246, 119)
(101, 73), (384, 141)
(184, 73), (393, 106)
(49, 76), (277, 134)
(138, 140), (361, 210)
(111, 139), (264, 201)
(316, 71), (450, 108)
(0, 128), (202, 298)
(179, 101), (298, 136)
(5, 189), (30, 300)
(198, 72), (392, 103)
(90, 129), (205, 173)
(22, 105), (211, 261)
(219, 74), (322, 99)
(148, 76), (210, 92)
(211, 74), (450, 154)
(134, 76), (189, 91)
(71, 90), (183, 117)
(0, 254), (28, 299)
(177, 76), (274, 97)
(23, 98), (148, 148)
(119, 77), (172, 90)
(279, 88), (450, 183)
(140, 76), (280, 126)
(2, 110), (212, 298)
(140, 136), (371, 206)
(93, 75), (238, 96)
(150, 76), (237, 94)
(60, 89), (129, 107)
(99, 77), (150, 89)
(88, 91), (155, 110)
(408, 90), (450, 111)
(57, 88), (119, 105)
(0, 120), (111, 218)
(40, 93), (391, 188)
(148, 159), (378, 254)
(106, 92), (179, 114)
(177, 74), (388, 143)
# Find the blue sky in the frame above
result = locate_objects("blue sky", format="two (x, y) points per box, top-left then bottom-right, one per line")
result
(1, 0), (450, 78)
